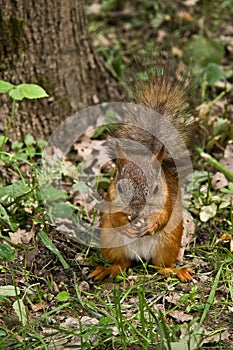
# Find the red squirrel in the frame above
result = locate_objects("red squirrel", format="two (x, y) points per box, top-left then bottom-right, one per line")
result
(89, 57), (195, 282)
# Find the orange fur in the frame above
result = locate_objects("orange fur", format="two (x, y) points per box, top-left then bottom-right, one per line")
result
(89, 57), (195, 282)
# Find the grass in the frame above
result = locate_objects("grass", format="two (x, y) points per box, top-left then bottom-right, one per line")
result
(1, 0), (233, 348)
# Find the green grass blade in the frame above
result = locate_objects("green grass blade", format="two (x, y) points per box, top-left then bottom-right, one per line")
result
(38, 230), (70, 269)
(199, 264), (223, 327)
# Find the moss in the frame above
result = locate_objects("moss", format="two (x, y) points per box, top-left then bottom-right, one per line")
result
(0, 10), (25, 71)
(36, 75), (57, 95)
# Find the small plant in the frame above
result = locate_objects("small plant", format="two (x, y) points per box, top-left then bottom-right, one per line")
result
(0, 81), (48, 231)
(0, 80), (48, 151)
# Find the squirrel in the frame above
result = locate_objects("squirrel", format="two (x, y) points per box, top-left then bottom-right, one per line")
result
(89, 54), (196, 282)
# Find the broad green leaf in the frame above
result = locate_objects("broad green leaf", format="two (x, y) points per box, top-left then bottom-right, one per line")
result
(219, 200), (231, 209)
(137, 72), (149, 81)
(0, 180), (31, 202)
(0, 244), (15, 262)
(213, 118), (229, 136)
(0, 80), (14, 93)
(37, 140), (47, 149)
(200, 63), (225, 85)
(18, 84), (48, 99)
(221, 186), (233, 195)
(0, 285), (20, 297)
(12, 140), (24, 151)
(41, 186), (67, 201)
(186, 35), (225, 67)
(92, 125), (108, 138)
(0, 205), (17, 231)
(200, 203), (217, 222)
(73, 181), (89, 193)
(55, 291), (70, 302)
(186, 171), (209, 192)
(51, 202), (74, 219)
(0, 328), (7, 336)
(9, 87), (23, 100)
(38, 230), (70, 268)
(167, 330), (203, 350)
(13, 299), (27, 325)
(24, 134), (35, 145)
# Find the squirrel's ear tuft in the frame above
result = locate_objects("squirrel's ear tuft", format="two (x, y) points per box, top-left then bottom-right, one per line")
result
(115, 142), (127, 167)
(151, 145), (165, 165)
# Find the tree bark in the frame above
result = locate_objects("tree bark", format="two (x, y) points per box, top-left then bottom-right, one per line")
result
(0, 0), (122, 140)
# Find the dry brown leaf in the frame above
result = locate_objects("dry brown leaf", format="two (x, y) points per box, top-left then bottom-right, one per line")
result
(165, 293), (182, 305)
(216, 233), (232, 243)
(197, 103), (211, 118)
(74, 136), (108, 174)
(211, 172), (228, 190)
(216, 233), (233, 252)
(79, 281), (90, 292)
(30, 302), (46, 312)
(177, 11), (193, 22)
(157, 29), (167, 43)
(9, 229), (34, 245)
(220, 144), (233, 173)
(80, 316), (99, 326)
(177, 210), (195, 262)
(201, 330), (229, 346)
(60, 316), (79, 328)
(183, 0), (199, 6)
(169, 310), (193, 322)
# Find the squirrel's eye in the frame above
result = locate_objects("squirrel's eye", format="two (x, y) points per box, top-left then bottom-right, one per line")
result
(117, 183), (123, 194)
(153, 185), (159, 195)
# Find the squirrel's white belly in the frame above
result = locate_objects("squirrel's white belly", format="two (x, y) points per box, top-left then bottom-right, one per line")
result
(123, 234), (159, 261)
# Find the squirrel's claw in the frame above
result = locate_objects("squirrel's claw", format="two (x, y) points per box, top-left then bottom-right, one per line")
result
(89, 262), (131, 281)
(124, 229), (138, 238)
(139, 222), (159, 237)
(159, 267), (195, 283)
(176, 267), (195, 282)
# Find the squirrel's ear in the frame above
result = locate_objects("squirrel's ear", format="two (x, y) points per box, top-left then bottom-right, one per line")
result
(115, 142), (127, 167)
(151, 145), (165, 165)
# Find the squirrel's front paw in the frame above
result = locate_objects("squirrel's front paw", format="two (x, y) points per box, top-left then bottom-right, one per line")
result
(139, 220), (159, 236)
(124, 226), (139, 238)
(125, 216), (159, 237)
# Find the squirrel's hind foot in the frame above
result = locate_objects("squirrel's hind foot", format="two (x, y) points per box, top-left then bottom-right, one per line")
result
(159, 267), (194, 283)
(89, 262), (130, 281)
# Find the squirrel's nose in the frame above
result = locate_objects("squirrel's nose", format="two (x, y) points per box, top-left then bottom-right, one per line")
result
(130, 198), (144, 210)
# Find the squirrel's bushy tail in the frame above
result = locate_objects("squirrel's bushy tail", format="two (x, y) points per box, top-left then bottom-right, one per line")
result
(126, 52), (196, 145)
(111, 51), (197, 178)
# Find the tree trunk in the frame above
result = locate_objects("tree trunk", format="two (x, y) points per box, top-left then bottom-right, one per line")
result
(0, 0), (122, 141)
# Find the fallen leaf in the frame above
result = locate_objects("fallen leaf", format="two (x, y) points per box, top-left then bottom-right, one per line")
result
(79, 281), (90, 292)
(216, 232), (232, 243)
(216, 233), (233, 252)
(30, 302), (46, 312)
(220, 144), (233, 173)
(183, 0), (199, 6)
(197, 103), (211, 118)
(165, 293), (183, 305)
(169, 310), (193, 322)
(60, 316), (79, 327)
(9, 229), (34, 244)
(80, 316), (99, 326)
(200, 203), (217, 222)
(177, 211), (195, 262)
(211, 172), (228, 190)
(201, 329), (229, 345)
(74, 136), (108, 174)
(177, 11), (193, 22)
